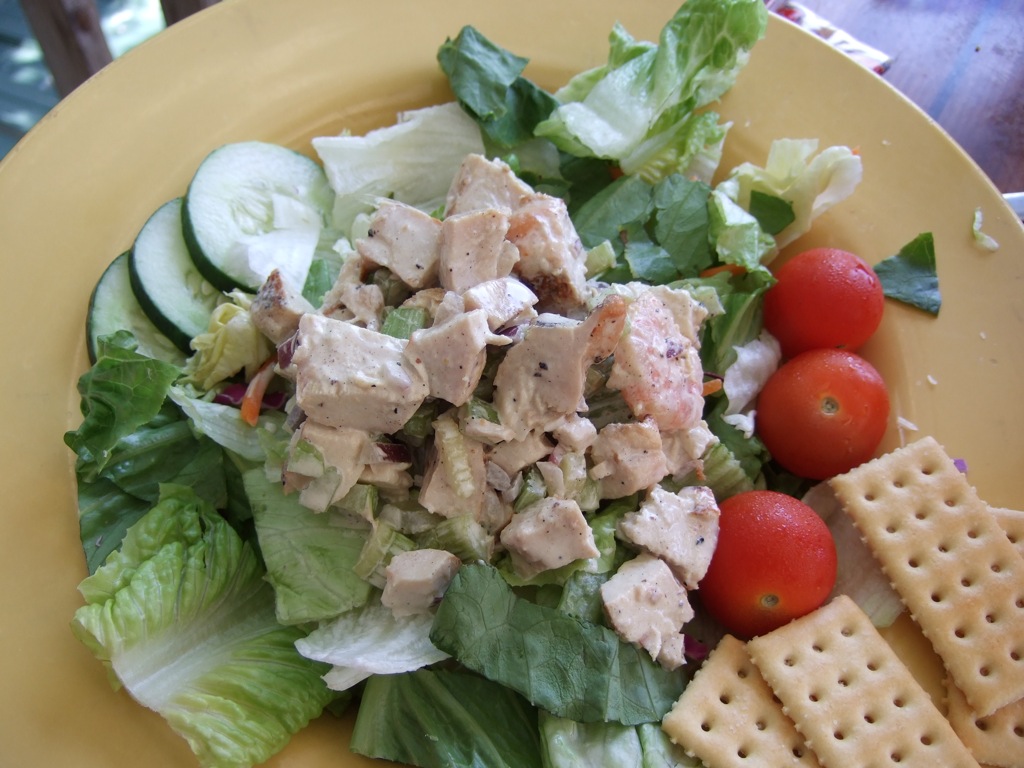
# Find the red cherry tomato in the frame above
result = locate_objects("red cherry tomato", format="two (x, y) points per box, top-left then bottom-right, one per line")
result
(698, 490), (837, 639)
(763, 247), (884, 358)
(755, 348), (890, 480)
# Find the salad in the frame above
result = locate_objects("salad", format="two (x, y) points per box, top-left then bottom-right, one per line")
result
(63, 1), (928, 766)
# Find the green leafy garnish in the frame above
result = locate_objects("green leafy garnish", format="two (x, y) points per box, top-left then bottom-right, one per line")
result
(873, 232), (941, 315)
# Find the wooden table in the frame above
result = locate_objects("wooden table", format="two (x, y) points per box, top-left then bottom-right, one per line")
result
(790, 0), (1024, 194)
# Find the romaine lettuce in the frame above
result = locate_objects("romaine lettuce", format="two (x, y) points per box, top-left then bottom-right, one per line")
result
(72, 484), (332, 768)
(243, 468), (374, 624)
(350, 669), (543, 768)
(430, 563), (686, 725)
(534, 0), (767, 178)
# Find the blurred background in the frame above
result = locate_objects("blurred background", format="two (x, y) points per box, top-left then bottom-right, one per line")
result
(0, 0), (168, 156)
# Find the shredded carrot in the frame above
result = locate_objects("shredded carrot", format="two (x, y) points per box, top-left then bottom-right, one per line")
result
(241, 354), (278, 426)
(699, 263), (746, 278)
(702, 378), (724, 397)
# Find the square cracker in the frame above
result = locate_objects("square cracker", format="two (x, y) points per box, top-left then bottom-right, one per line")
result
(829, 436), (1024, 717)
(748, 595), (979, 767)
(662, 634), (821, 767)
(946, 676), (1024, 768)
(990, 507), (1024, 556)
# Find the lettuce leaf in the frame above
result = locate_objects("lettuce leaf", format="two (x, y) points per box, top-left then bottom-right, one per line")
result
(873, 232), (941, 315)
(430, 564), (686, 725)
(72, 485), (332, 768)
(313, 103), (486, 234)
(534, 0), (767, 173)
(244, 468), (374, 624)
(350, 669), (543, 768)
(65, 331), (182, 479)
(184, 291), (273, 391)
(438, 25), (559, 149)
(716, 138), (862, 249)
(296, 603), (449, 692)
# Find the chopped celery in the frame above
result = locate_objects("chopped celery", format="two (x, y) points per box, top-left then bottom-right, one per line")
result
(514, 466), (547, 512)
(353, 521), (417, 588)
(381, 306), (429, 339)
(335, 483), (380, 521)
(434, 415), (478, 499)
(415, 514), (494, 562)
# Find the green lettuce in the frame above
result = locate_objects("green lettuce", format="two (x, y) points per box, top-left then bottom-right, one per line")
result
(244, 468), (374, 624)
(350, 669), (543, 768)
(873, 232), (941, 315)
(438, 25), (560, 149)
(65, 331), (182, 479)
(430, 564), (686, 725)
(296, 603), (449, 692)
(716, 138), (862, 249)
(534, 0), (767, 177)
(539, 712), (699, 767)
(184, 291), (273, 391)
(312, 103), (486, 234)
(72, 485), (332, 768)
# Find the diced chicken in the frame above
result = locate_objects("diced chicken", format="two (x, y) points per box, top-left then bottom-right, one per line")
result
(618, 486), (721, 590)
(499, 497), (599, 579)
(600, 554), (693, 670)
(478, 488), (514, 535)
(661, 422), (717, 480)
(646, 285), (710, 345)
(356, 200), (442, 289)
(291, 313), (429, 433)
(492, 295), (626, 440)
(380, 549), (462, 617)
(589, 419), (668, 499)
(406, 309), (493, 406)
(251, 269), (316, 344)
(551, 414), (598, 453)
(284, 421), (370, 513)
(487, 430), (553, 476)
(461, 277), (539, 331)
(438, 208), (520, 293)
(358, 462), (414, 495)
(331, 282), (386, 330)
(607, 289), (704, 432)
(418, 413), (488, 520)
(507, 193), (590, 315)
(399, 286), (448, 323)
(444, 153), (534, 216)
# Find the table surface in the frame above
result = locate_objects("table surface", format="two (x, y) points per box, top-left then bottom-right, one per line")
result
(792, 0), (1024, 195)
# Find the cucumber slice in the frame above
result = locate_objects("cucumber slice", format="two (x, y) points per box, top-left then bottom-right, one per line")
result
(183, 141), (334, 293)
(87, 251), (187, 366)
(129, 197), (224, 352)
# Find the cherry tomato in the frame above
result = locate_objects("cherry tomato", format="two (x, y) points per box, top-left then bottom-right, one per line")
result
(755, 348), (889, 480)
(698, 490), (837, 639)
(763, 247), (884, 358)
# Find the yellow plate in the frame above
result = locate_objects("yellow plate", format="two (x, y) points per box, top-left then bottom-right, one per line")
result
(0, 1), (1021, 766)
